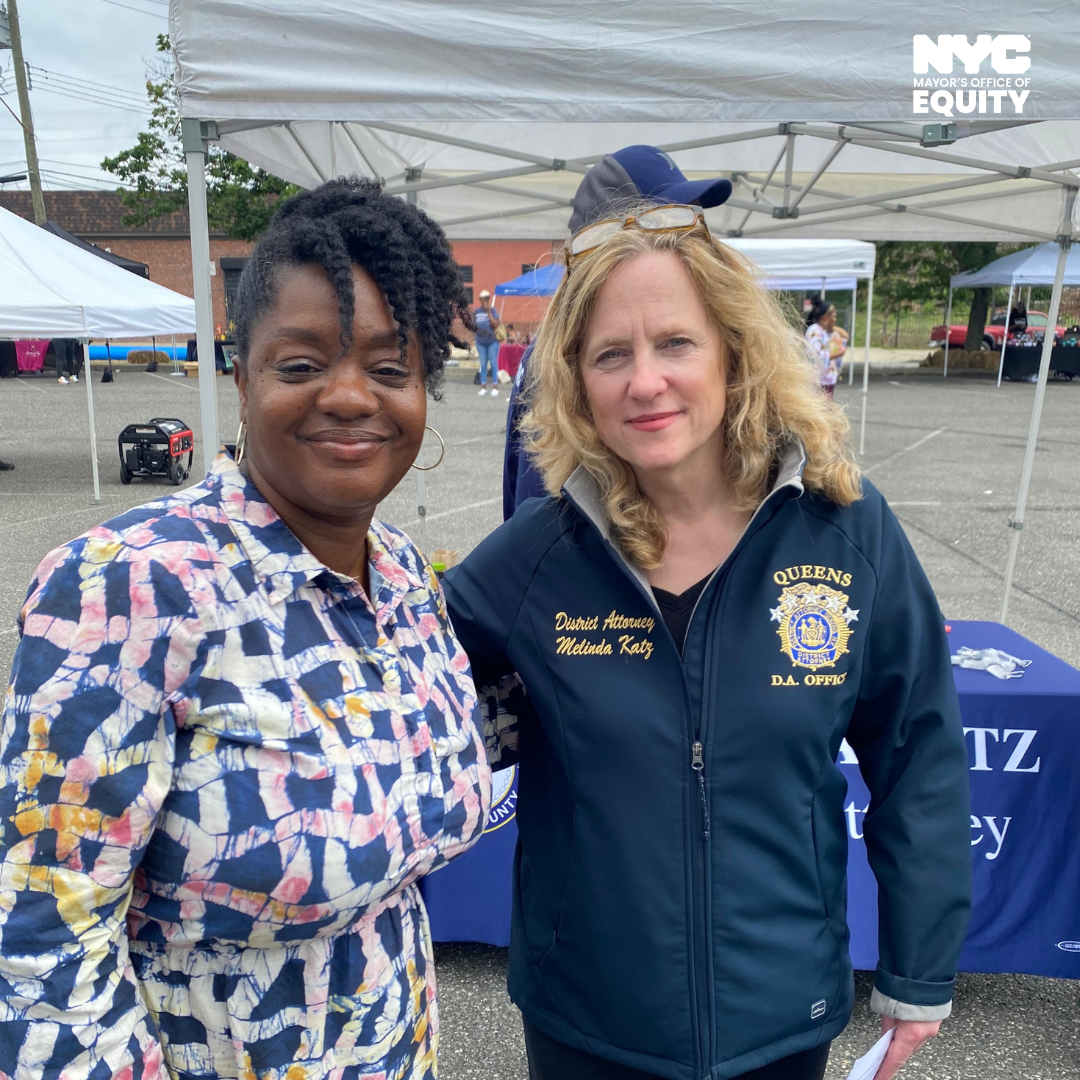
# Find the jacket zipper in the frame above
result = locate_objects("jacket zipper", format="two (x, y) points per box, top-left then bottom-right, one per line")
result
(666, 486), (799, 1077)
(562, 476), (801, 1079)
(691, 741), (710, 842)
(684, 566), (721, 1076)
(580, 537), (710, 1077)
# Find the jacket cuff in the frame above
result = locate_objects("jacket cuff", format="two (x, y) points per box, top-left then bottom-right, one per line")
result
(873, 965), (955, 1007)
(870, 989), (952, 1021)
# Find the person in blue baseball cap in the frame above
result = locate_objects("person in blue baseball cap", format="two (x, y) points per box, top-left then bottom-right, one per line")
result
(568, 144), (734, 233)
(503, 146), (733, 519)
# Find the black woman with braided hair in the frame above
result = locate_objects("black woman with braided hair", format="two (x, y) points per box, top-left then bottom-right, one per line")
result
(0, 178), (492, 1080)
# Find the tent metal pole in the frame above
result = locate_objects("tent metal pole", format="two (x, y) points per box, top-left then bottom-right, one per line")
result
(943, 286), (953, 378)
(440, 200), (574, 228)
(82, 341), (101, 505)
(732, 143), (788, 234)
(284, 123), (329, 184)
(813, 133), (1080, 189)
(1000, 233), (1072, 624)
(782, 131), (795, 211)
(742, 199), (1056, 242)
(849, 286), (857, 385)
(794, 171), (1010, 218)
(996, 283), (1014, 388)
(362, 120), (593, 173)
(384, 162), (568, 196)
(859, 278), (873, 456)
(183, 123), (220, 475)
(789, 138), (848, 211)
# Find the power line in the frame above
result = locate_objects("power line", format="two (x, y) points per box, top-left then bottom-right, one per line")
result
(40, 156), (127, 173)
(27, 65), (150, 110)
(95, 0), (169, 16)
(29, 64), (150, 105)
(38, 167), (131, 189)
(22, 84), (150, 114)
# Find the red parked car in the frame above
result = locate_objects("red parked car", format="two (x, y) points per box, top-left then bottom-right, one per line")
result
(930, 310), (1064, 350)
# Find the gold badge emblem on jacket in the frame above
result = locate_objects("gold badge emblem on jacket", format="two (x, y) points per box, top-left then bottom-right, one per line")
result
(771, 582), (858, 670)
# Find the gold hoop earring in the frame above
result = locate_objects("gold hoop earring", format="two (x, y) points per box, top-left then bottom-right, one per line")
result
(235, 421), (247, 465)
(411, 426), (445, 471)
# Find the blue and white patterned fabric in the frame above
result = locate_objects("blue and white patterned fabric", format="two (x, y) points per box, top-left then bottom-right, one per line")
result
(0, 451), (491, 1080)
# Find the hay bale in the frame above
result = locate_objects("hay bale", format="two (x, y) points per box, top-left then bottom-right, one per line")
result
(925, 348), (996, 371)
(126, 349), (170, 365)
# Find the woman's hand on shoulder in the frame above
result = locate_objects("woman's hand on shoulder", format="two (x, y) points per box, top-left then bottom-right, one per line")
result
(873, 1017), (942, 1080)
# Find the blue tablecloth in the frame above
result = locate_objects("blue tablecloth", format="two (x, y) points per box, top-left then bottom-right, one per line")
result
(419, 620), (1080, 978)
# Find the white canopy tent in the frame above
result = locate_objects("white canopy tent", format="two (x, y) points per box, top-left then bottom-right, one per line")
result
(0, 205), (197, 501)
(170, 0), (1080, 621)
(944, 241), (1080, 385)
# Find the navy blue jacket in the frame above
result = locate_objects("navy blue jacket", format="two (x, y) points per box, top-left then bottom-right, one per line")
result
(444, 451), (972, 1080)
(502, 345), (546, 520)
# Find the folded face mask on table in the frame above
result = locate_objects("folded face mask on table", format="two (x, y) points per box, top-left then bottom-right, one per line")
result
(950, 646), (1032, 680)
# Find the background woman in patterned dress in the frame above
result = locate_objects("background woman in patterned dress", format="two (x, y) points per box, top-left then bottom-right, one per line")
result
(0, 179), (491, 1080)
(804, 299), (845, 399)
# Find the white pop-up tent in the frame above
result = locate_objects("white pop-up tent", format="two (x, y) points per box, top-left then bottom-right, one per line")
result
(0, 205), (197, 500)
(170, 0), (1080, 621)
(944, 242), (1080, 383)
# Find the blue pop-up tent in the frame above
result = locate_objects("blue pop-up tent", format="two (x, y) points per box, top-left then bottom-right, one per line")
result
(494, 263), (564, 296)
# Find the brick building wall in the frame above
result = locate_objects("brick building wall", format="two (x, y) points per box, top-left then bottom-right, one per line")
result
(0, 191), (561, 340)
(450, 239), (560, 335)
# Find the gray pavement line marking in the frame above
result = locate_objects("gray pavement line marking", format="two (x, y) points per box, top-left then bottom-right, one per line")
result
(895, 513), (1080, 625)
(9, 379), (48, 395)
(419, 497), (500, 524)
(862, 428), (947, 476)
(145, 372), (198, 391)
(449, 433), (505, 447)
(858, 414), (1080, 446)
(6, 497), (128, 530)
(975, 504), (1080, 512)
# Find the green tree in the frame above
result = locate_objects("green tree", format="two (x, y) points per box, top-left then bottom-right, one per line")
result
(872, 241), (948, 343)
(867, 240), (1029, 349)
(102, 34), (298, 242)
(944, 242), (1001, 350)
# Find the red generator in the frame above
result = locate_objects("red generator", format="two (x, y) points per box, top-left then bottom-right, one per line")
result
(118, 417), (194, 486)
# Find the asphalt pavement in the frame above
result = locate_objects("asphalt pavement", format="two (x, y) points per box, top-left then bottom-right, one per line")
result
(1, 362), (1078, 1079)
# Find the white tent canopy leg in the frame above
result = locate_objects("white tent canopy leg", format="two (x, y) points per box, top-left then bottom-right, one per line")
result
(184, 120), (221, 477)
(1000, 233), (1072, 624)
(848, 286), (856, 385)
(943, 285), (953, 378)
(859, 278), (873, 456)
(996, 283), (1015, 388)
(82, 341), (101, 505)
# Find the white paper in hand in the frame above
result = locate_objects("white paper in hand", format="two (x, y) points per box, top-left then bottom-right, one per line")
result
(845, 1029), (895, 1080)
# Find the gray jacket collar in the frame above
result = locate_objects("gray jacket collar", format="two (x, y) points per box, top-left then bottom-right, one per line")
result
(561, 441), (806, 596)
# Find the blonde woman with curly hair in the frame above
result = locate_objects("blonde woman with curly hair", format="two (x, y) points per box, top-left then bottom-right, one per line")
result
(445, 208), (970, 1080)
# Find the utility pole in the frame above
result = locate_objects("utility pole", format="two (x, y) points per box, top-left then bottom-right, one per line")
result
(3, 0), (46, 224)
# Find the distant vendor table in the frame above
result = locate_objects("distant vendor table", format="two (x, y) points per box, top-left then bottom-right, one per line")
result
(1002, 344), (1080, 380)
(497, 342), (527, 379)
(419, 620), (1080, 979)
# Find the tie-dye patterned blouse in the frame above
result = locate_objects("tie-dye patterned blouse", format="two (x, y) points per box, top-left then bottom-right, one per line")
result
(0, 452), (491, 1080)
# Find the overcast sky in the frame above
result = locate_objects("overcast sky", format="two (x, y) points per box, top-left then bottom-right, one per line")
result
(0, 0), (166, 192)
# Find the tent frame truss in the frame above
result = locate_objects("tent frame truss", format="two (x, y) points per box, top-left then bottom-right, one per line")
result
(184, 119), (1079, 623)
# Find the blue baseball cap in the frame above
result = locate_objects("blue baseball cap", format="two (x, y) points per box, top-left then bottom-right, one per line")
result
(569, 145), (733, 233)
